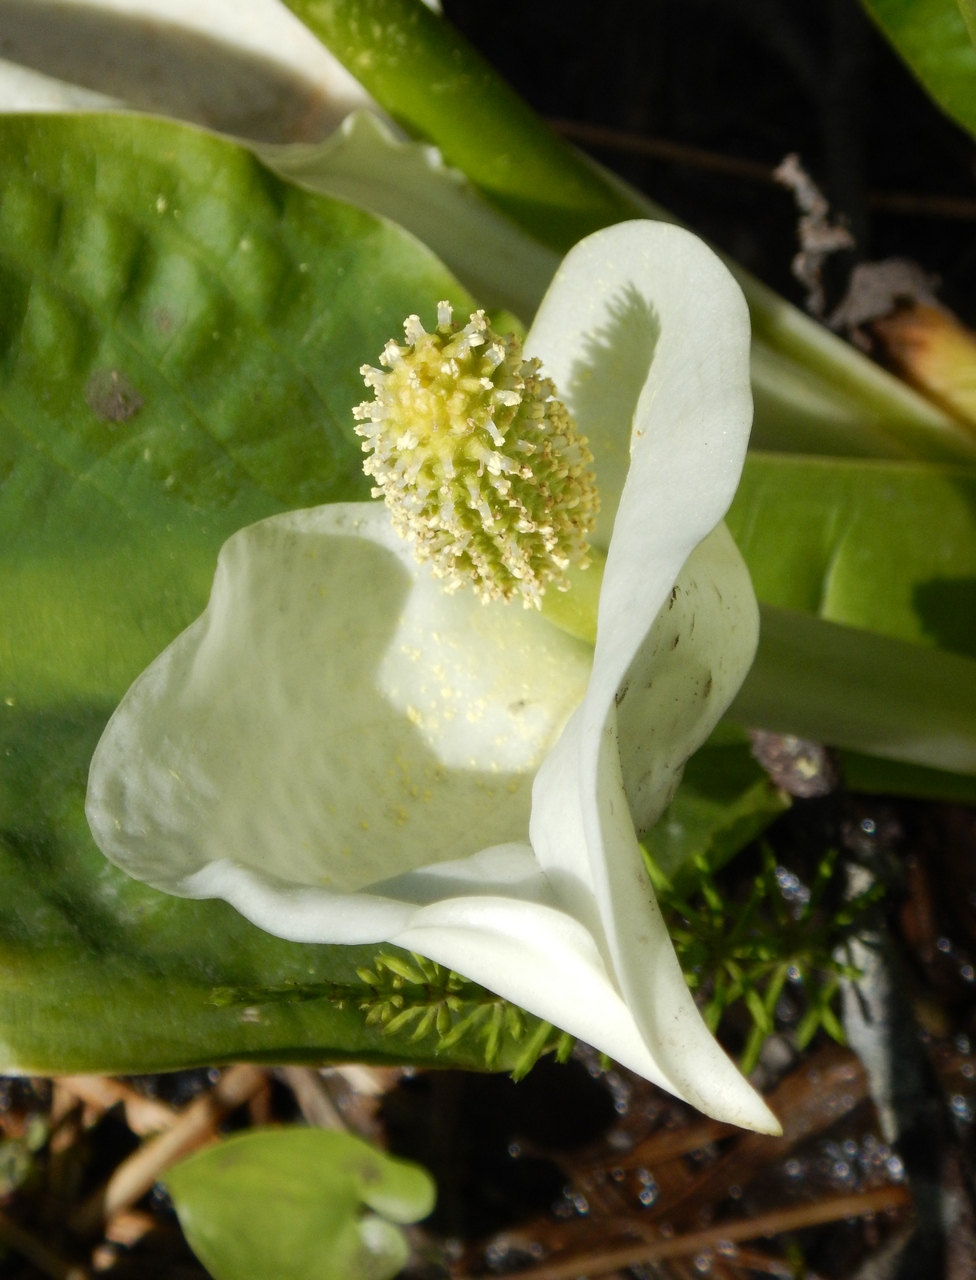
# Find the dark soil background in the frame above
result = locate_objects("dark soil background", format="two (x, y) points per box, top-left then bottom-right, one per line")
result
(443, 0), (976, 324)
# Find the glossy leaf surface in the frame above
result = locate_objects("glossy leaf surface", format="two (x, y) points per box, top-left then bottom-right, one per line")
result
(730, 452), (976, 656)
(726, 453), (976, 774)
(0, 110), (541, 1075)
(861, 0), (976, 141)
(731, 604), (976, 774)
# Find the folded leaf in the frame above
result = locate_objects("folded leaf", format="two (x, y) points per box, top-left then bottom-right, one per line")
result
(0, 0), (373, 141)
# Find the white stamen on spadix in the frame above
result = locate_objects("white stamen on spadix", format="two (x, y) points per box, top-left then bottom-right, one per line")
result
(353, 302), (599, 607)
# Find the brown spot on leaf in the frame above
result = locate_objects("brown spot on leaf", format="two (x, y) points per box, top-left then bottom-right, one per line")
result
(614, 682), (630, 706)
(670, 632), (680, 649)
(86, 369), (144, 423)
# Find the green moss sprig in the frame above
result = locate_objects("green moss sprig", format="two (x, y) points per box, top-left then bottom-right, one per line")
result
(212, 952), (572, 1079)
(645, 843), (884, 1074)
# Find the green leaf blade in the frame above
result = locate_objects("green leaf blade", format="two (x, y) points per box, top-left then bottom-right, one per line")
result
(165, 1128), (434, 1280)
(861, 0), (976, 142)
(0, 111), (559, 1076)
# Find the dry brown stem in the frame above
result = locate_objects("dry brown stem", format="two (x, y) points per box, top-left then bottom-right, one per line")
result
(487, 1185), (910, 1280)
(548, 119), (976, 221)
(599, 1116), (736, 1172)
(275, 1066), (346, 1131)
(646, 1043), (866, 1228)
(69, 1064), (266, 1237)
(58, 1076), (178, 1137)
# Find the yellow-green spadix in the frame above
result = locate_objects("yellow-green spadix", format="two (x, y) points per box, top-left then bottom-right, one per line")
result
(86, 221), (780, 1135)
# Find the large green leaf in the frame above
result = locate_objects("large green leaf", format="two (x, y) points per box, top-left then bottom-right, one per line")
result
(0, 110), (558, 1075)
(165, 1128), (435, 1280)
(730, 451), (976, 655)
(861, 0), (976, 141)
(730, 603), (976, 773)
(726, 453), (976, 774)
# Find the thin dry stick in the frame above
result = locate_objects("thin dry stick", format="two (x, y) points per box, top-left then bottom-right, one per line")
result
(603, 1116), (736, 1171)
(549, 118), (776, 183)
(69, 1064), (266, 1237)
(104, 1209), (157, 1247)
(0, 1208), (88, 1280)
(276, 1067), (347, 1131)
(329, 1064), (398, 1096)
(58, 1076), (178, 1137)
(548, 118), (976, 221)
(484, 1185), (911, 1280)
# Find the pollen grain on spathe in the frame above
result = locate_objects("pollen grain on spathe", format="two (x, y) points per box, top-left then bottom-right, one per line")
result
(354, 302), (599, 608)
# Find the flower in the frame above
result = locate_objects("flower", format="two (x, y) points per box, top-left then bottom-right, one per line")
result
(86, 221), (779, 1134)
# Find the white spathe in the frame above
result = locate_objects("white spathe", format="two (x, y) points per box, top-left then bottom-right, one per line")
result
(87, 221), (779, 1134)
(0, 0), (377, 142)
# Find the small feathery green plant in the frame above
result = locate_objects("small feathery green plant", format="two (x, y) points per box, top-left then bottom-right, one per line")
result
(644, 842), (885, 1074)
(214, 848), (880, 1081)
(212, 953), (572, 1080)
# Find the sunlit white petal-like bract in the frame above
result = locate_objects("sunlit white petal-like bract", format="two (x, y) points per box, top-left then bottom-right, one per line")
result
(87, 221), (779, 1134)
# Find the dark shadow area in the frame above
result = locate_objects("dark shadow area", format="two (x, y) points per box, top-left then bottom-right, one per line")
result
(445, 0), (976, 326)
(381, 1056), (617, 1238)
(914, 577), (976, 660)
(567, 281), (658, 535)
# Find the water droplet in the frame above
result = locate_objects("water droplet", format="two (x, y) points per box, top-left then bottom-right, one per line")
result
(951, 1094), (973, 1121)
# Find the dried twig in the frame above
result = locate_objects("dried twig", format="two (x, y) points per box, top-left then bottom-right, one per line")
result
(549, 118), (774, 183)
(650, 1045), (866, 1229)
(275, 1067), (346, 1131)
(549, 120), (976, 221)
(69, 1065), (266, 1237)
(484, 1186), (911, 1280)
(57, 1076), (177, 1137)
(596, 1116), (736, 1173)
